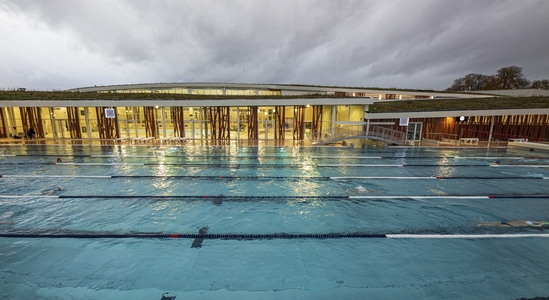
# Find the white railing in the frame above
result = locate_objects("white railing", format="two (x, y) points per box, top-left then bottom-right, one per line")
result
(368, 126), (407, 142)
(309, 125), (407, 145)
(425, 133), (458, 141)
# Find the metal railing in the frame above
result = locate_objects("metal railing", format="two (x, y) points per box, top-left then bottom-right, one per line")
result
(425, 133), (458, 141)
(309, 125), (407, 145)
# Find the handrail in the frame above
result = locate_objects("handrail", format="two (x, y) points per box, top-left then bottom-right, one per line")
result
(425, 133), (458, 141)
(309, 125), (407, 145)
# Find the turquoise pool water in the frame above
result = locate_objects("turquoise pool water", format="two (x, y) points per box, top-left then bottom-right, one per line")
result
(1, 144), (549, 299)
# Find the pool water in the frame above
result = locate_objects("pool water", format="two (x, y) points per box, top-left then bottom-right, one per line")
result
(1, 144), (549, 299)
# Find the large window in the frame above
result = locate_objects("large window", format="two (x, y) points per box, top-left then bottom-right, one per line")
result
(336, 105), (364, 122)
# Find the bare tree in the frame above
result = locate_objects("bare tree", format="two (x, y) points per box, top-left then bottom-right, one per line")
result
(446, 73), (488, 91)
(448, 65), (532, 91)
(482, 75), (500, 90)
(446, 77), (466, 91)
(492, 66), (531, 89)
(531, 79), (549, 90)
(463, 73), (488, 91)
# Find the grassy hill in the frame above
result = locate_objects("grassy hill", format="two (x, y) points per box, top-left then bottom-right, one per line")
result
(369, 97), (549, 112)
(1, 91), (548, 112)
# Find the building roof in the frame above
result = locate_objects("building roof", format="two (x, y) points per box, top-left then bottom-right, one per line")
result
(68, 82), (487, 99)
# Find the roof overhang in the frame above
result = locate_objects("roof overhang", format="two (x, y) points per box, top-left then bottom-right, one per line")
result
(366, 108), (549, 119)
(1, 97), (374, 108)
(68, 83), (486, 99)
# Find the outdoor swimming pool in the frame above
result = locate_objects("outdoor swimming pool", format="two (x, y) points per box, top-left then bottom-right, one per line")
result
(1, 143), (549, 299)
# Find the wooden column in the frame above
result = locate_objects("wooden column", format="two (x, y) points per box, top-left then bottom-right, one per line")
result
(19, 107), (44, 138)
(275, 106), (285, 140)
(143, 107), (157, 138)
(311, 105), (323, 139)
(247, 106), (258, 140)
(66, 107), (82, 139)
(95, 107), (119, 140)
(0, 108), (7, 138)
(209, 106), (230, 140)
(293, 105), (305, 140)
(171, 107), (185, 137)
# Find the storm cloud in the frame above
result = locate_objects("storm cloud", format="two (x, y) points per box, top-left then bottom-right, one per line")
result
(1, 0), (548, 90)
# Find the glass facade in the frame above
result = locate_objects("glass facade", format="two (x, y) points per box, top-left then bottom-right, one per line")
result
(96, 87), (282, 96)
(1, 104), (365, 141)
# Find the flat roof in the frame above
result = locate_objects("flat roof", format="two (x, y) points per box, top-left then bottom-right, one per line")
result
(367, 108), (549, 119)
(68, 82), (487, 99)
(1, 97), (375, 108)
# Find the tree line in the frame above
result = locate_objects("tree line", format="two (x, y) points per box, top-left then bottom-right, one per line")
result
(446, 65), (548, 91)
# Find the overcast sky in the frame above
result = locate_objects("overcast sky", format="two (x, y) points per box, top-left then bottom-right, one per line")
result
(1, 0), (548, 91)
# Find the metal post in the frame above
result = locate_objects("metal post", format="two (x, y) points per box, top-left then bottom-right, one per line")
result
(331, 105), (336, 138)
(488, 115), (495, 147)
(161, 107), (166, 138)
(237, 107), (241, 141)
(84, 107), (91, 144)
(203, 107), (208, 139)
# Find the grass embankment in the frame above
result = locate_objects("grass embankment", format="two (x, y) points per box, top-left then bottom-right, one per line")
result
(370, 97), (549, 113)
(2, 91), (548, 113)
(0, 91), (334, 101)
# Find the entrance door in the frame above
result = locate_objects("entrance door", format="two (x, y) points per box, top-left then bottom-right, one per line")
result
(407, 122), (423, 141)
(187, 120), (203, 139)
(259, 120), (275, 140)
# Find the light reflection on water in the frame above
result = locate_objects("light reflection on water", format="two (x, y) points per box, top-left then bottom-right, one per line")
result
(1, 145), (549, 298)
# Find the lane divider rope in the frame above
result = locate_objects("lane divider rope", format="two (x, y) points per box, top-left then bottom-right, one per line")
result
(1, 232), (548, 239)
(1, 195), (548, 199)
(1, 175), (545, 180)
(4, 162), (548, 168)
(1, 154), (528, 160)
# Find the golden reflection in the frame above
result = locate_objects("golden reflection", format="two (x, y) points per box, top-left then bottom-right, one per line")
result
(436, 156), (456, 177)
(154, 164), (170, 176)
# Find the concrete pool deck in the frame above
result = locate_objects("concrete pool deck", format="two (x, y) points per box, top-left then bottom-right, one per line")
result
(2, 138), (548, 151)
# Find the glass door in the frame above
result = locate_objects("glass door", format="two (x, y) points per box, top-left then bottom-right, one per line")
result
(53, 119), (69, 138)
(406, 122), (423, 141)
(187, 120), (203, 139)
(259, 120), (275, 140)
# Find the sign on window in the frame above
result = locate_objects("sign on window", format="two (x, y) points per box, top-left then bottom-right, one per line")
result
(105, 108), (115, 118)
(399, 118), (409, 126)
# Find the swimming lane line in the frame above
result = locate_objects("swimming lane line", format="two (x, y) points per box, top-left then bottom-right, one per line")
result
(2, 175), (545, 180)
(55, 163), (548, 167)
(1, 232), (548, 240)
(490, 165), (549, 168)
(1, 194), (549, 200)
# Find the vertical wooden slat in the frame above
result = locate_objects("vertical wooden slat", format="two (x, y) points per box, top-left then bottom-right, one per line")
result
(247, 106), (258, 140)
(311, 105), (323, 139)
(293, 106), (305, 140)
(0, 108), (7, 138)
(143, 107), (157, 138)
(95, 107), (119, 141)
(171, 107), (185, 138)
(275, 106), (285, 140)
(66, 107), (82, 139)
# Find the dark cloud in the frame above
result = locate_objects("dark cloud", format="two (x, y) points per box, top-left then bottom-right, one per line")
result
(0, 0), (548, 90)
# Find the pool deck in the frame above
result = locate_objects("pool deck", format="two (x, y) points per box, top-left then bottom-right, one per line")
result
(508, 141), (549, 152)
(0, 137), (317, 147)
(2, 135), (548, 151)
(0, 137), (519, 149)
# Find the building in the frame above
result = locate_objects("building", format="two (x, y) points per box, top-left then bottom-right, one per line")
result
(2, 82), (546, 144)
